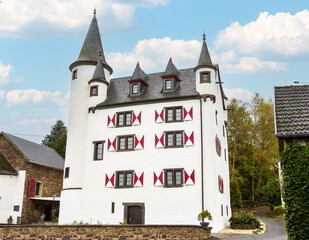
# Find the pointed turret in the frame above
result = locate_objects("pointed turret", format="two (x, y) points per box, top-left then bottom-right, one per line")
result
(89, 54), (108, 84)
(162, 58), (179, 79)
(70, 12), (113, 74)
(130, 62), (148, 84)
(195, 34), (213, 71)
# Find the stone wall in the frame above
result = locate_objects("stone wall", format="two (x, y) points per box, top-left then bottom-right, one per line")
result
(0, 225), (211, 240)
(0, 134), (63, 223)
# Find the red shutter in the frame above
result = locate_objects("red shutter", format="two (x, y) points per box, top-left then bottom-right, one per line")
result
(107, 137), (117, 151)
(133, 111), (142, 125)
(154, 171), (163, 186)
(29, 179), (35, 197)
(134, 172), (144, 187)
(107, 114), (116, 128)
(183, 107), (193, 121)
(155, 133), (164, 148)
(184, 131), (194, 146)
(184, 169), (195, 185)
(155, 109), (164, 123)
(105, 173), (115, 188)
(135, 135), (144, 150)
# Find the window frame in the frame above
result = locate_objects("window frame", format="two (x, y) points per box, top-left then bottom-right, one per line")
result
(117, 135), (135, 151)
(115, 170), (134, 188)
(90, 85), (98, 97)
(116, 111), (133, 127)
(165, 106), (183, 123)
(165, 131), (184, 148)
(72, 69), (78, 80)
(199, 71), (211, 83)
(131, 83), (139, 95)
(64, 167), (70, 178)
(35, 181), (43, 197)
(164, 79), (173, 91)
(93, 140), (105, 160)
(164, 168), (184, 188)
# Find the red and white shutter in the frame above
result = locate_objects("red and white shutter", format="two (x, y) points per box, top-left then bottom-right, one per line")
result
(155, 133), (165, 148)
(154, 171), (163, 187)
(107, 114), (116, 128)
(135, 135), (144, 150)
(184, 169), (195, 185)
(105, 173), (115, 188)
(132, 111), (142, 125)
(215, 135), (219, 154)
(134, 172), (144, 187)
(184, 131), (194, 147)
(219, 140), (222, 156)
(29, 179), (35, 197)
(183, 107), (193, 121)
(222, 178), (224, 193)
(155, 109), (164, 123)
(107, 137), (117, 152)
(218, 175), (221, 192)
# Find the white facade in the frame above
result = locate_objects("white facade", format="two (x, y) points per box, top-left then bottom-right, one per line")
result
(0, 171), (25, 224)
(59, 16), (230, 233)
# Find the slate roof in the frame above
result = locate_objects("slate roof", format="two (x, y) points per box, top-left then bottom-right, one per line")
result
(3, 133), (64, 170)
(274, 85), (309, 138)
(162, 58), (179, 78)
(90, 57), (107, 82)
(196, 34), (213, 68)
(0, 152), (17, 175)
(97, 68), (199, 107)
(130, 62), (149, 83)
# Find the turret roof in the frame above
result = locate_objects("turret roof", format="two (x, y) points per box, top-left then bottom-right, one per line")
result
(196, 34), (213, 69)
(91, 56), (107, 82)
(162, 58), (179, 78)
(130, 62), (148, 83)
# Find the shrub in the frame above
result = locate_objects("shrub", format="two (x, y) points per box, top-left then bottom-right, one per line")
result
(272, 205), (285, 216)
(281, 144), (309, 240)
(229, 210), (260, 229)
(197, 210), (213, 222)
(262, 178), (281, 210)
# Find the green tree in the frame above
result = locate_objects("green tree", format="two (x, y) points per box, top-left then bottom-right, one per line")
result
(262, 177), (281, 210)
(42, 120), (67, 158)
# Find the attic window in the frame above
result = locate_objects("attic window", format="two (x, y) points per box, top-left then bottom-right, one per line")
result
(132, 83), (139, 95)
(90, 86), (98, 97)
(200, 71), (211, 83)
(72, 69), (78, 80)
(165, 79), (172, 90)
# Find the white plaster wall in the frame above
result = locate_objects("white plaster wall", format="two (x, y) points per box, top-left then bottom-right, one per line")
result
(58, 189), (82, 224)
(0, 171), (26, 224)
(88, 82), (107, 108)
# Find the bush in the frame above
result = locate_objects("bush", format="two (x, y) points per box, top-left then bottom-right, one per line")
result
(197, 210), (213, 222)
(272, 205), (285, 216)
(229, 210), (260, 229)
(262, 178), (281, 210)
(281, 144), (309, 240)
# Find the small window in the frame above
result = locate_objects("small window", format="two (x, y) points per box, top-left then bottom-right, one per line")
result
(117, 112), (132, 127)
(13, 205), (20, 212)
(118, 135), (134, 151)
(164, 169), (183, 187)
(132, 84), (139, 95)
(221, 204), (223, 216)
(215, 110), (218, 125)
(111, 202), (115, 213)
(224, 149), (227, 161)
(223, 125), (225, 137)
(165, 79), (173, 90)
(116, 171), (134, 188)
(226, 205), (228, 216)
(165, 106), (183, 123)
(65, 167), (70, 178)
(93, 141), (105, 160)
(90, 86), (98, 97)
(165, 131), (183, 148)
(72, 69), (78, 80)
(35, 182), (43, 196)
(200, 71), (211, 83)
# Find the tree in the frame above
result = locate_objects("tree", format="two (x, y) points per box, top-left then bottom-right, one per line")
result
(42, 120), (67, 158)
(262, 178), (281, 210)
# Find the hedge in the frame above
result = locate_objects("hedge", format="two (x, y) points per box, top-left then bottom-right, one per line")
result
(281, 144), (309, 240)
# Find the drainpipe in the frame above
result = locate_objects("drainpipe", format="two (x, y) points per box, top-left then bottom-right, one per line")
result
(200, 98), (204, 211)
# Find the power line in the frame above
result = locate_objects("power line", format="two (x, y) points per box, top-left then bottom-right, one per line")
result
(7, 133), (45, 138)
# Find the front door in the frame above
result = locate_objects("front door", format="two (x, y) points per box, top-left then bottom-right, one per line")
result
(124, 203), (145, 224)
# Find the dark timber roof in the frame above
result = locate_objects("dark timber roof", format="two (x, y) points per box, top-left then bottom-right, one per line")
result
(162, 58), (179, 78)
(90, 57), (107, 82)
(70, 14), (112, 74)
(0, 152), (17, 175)
(274, 85), (309, 138)
(2, 132), (64, 170)
(97, 68), (199, 108)
(196, 34), (213, 69)
(130, 62), (149, 83)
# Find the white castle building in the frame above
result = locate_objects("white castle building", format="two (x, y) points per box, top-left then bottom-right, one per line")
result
(59, 13), (231, 232)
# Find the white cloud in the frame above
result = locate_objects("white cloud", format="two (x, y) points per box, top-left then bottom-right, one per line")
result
(215, 10), (309, 56)
(6, 89), (61, 104)
(15, 118), (57, 126)
(11, 112), (20, 117)
(0, 90), (5, 98)
(0, 0), (169, 37)
(0, 61), (13, 84)
(224, 88), (254, 102)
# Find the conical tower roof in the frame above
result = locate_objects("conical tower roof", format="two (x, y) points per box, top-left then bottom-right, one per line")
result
(70, 12), (113, 74)
(130, 62), (148, 83)
(162, 58), (179, 78)
(195, 34), (213, 71)
(89, 54), (107, 83)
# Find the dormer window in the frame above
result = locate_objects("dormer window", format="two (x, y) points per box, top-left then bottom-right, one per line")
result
(132, 83), (139, 95)
(161, 58), (180, 93)
(90, 86), (98, 97)
(200, 71), (211, 83)
(165, 79), (173, 90)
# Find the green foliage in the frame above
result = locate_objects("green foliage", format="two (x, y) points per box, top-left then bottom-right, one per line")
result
(230, 176), (243, 209)
(272, 205), (285, 216)
(229, 210), (260, 229)
(123, 219), (128, 225)
(197, 210), (213, 222)
(262, 178), (281, 210)
(281, 144), (309, 240)
(42, 120), (67, 158)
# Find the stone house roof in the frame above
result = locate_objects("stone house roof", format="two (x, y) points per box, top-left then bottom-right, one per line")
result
(274, 85), (309, 138)
(1, 132), (64, 170)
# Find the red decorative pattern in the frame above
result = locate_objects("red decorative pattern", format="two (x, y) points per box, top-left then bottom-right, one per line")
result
(107, 138), (117, 151)
(184, 170), (195, 185)
(184, 131), (194, 146)
(155, 109), (164, 123)
(105, 173), (115, 187)
(134, 172), (144, 187)
(154, 171), (163, 186)
(218, 175), (224, 193)
(155, 134), (164, 148)
(183, 107), (193, 121)
(107, 114), (116, 128)
(134, 135), (144, 150)
(29, 179), (35, 197)
(133, 111), (142, 125)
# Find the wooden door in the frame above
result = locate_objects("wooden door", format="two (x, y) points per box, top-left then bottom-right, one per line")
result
(127, 205), (142, 224)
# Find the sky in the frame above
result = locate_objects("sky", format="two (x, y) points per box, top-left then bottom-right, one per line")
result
(0, 0), (308, 143)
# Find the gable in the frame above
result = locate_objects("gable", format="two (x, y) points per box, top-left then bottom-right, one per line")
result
(0, 152), (18, 175)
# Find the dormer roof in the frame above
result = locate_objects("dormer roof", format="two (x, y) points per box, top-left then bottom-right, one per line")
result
(162, 58), (180, 80)
(89, 56), (108, 85)
(69, 12), (113, 74)
(195, 34), (214, 71)
(129, 62), (149, 85)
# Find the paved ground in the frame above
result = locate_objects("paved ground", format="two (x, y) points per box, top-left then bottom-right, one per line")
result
(210, 207), (287, 240)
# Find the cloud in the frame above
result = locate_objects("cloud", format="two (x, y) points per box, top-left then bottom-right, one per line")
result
(215, 10), (309, 57)
(11, 112), (20, 117)
(6, 89), (61, 104)
(0, 0), (169, 37)
(15, 118), (57, 126)
(0, 90), (5, 98)
(224, 88), (254, 102)
(0, 61), (13, 84)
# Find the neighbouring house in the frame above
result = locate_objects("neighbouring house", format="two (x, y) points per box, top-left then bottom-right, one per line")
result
(59, 12), (231, 232)
(0, 132), (64, 224)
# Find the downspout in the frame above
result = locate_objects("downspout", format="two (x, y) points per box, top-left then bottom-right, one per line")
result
(200, 98), (204, 211)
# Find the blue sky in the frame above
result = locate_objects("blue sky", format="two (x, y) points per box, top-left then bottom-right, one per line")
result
(0, 0), (308, 143)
